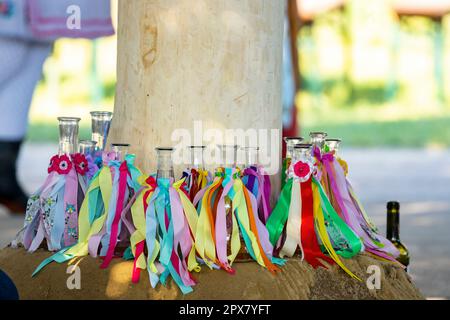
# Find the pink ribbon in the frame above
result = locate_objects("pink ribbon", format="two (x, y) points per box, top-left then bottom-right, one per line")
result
(100, 161), (129, 269)
(63, 167), (79, 246)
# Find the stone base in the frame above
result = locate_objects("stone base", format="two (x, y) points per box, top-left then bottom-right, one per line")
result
(0, 247), (423, 300)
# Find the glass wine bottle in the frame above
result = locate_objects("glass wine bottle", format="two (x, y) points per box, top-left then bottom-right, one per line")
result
(90, 111), (113, 151)
(386, 201), (410, 269)
(58, 117), (81, 155)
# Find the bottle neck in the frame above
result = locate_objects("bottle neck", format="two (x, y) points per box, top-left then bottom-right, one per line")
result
(91, 112), (113, 151)
(58, 118), (80, 155)
(190, 147), (205, 170)
(387, 209), (400, 240)
(156, 149), (175, 180)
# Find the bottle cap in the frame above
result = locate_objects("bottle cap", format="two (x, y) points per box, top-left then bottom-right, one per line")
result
(387, 201), (400, 211)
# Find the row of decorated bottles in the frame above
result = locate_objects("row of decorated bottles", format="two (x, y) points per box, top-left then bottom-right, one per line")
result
(19, 112), (113, 251)
(282, 132), (409, 270)
(19, 120), (409, 294)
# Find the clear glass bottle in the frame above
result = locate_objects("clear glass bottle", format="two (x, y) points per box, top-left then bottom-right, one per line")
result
(325, 138), (342, 154)
(244, 146), (259, 168)
(156, 147), (175, 180)
(90, 111), (113, 151)
(79, 140), (97, 156)
(188, 145), (206, 170)
(111, 143), (130, 162)
(218, 144), (238, 168)
(309, 132), (328, 149)
(283, 137), (304, 159)
(236, 146), (246, 169)
(292, 143), (313, 163)
(58, 117), (81, 155)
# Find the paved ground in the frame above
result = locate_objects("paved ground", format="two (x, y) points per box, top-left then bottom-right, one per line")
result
(1, 143), (449, 298)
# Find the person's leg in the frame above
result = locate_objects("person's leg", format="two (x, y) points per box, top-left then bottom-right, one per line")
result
(0, 39), (53, 214)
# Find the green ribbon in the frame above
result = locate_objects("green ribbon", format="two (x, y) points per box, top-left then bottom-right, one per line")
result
(312, 177), (362, 258)
(266, 178), (293, 246)
(281, 158), (289, 189)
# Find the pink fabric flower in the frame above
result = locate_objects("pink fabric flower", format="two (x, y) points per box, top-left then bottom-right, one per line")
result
(57, 155), (72, 175)
(294, 161), (311, 179)
(72, 153), (88, 176)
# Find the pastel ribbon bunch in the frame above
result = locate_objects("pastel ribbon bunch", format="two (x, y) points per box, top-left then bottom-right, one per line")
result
(242, 165), (272, 224)
(126, 177), (199, 294)
(267, 159), (363, 280)
(20, 153), (89, 252)
(181, 168), (211, 201)
(193, 167), (283, 274)
(32, 152), (142, 275)
(313, 147), (400, 262)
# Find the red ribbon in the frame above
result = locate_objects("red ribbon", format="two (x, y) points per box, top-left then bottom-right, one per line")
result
(188, 169), (199, 201)
(101, 161), (129, 269)
(300, 178), (334, 268)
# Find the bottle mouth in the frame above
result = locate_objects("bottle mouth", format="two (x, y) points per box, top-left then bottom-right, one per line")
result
(284, 136), (304, 141)
(57, 117), (81, 122)
(90, 111), (113, 116)
(188, 145), (206, 149)
(325, 138), (342, 143)
(79, 140), (98, 146)
(112, 143), (131, 147)
(309, 131), (328, 138)
(387, 201), (400, 211)
(294, 143), (313, 149)
(155, 147), (174, 151)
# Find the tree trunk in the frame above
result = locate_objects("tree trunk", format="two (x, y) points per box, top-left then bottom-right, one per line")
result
(109, 0), (285, 197)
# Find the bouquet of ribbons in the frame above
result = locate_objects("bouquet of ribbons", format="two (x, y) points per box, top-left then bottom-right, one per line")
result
(313, 146), (400, 262)
(181, 167), (212, 202)
(266, 158), (363, 280)
(32, 152), (143, 275)
(19, 153), (89, 252)
(241, 165), (272, 224)
(126, 175), (200, 294)
(193, 167), (283, 274)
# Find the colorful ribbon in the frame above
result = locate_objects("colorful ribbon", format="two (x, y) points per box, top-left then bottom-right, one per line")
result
(32, 153), (142, 276)
(242, 165), (272, 224)
(20, 154), (88, 253)
(314, 146), (399, 261)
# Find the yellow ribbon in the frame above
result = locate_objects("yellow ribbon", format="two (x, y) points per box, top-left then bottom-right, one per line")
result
(195, 178), (221, 268)
(66, 166), (112, 257)
(231, 180), (265, 267)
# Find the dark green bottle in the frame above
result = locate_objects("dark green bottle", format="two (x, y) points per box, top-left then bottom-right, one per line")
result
(386, 201), (410, 269)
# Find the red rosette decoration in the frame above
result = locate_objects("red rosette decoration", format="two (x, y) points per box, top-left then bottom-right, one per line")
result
(48, 155), (60, 173)
(57, 155), (73, 175)
(71, 153), (88, 176)
(293, 161), (311, 179)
